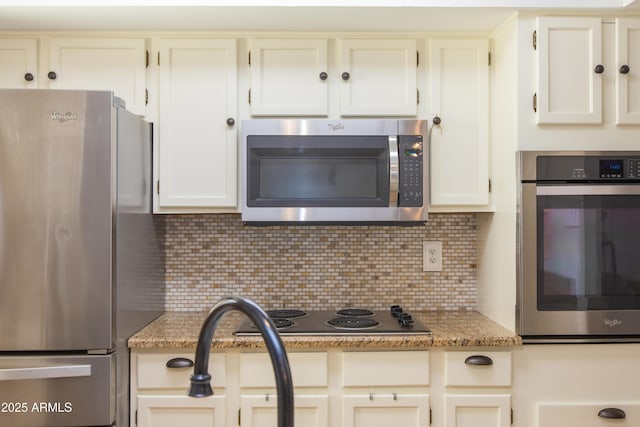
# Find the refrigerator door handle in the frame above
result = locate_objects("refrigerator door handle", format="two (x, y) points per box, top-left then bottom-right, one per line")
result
(0, 364), (91, 381)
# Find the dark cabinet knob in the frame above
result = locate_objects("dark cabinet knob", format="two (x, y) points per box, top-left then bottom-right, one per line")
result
(341, 72), (350, 81)
(597, 408), (626, 419)
(432, 115), (442, 125)
(166, 357), (194, 368)
(464, 355), (494, 366)
(24, 73), (34, 82)
(594, 64), (605, 74)
(226, 118), (235, 127)
(47, 71), (57, 80)
(620, 65), (630, 74)
(319, 72), (328, 81)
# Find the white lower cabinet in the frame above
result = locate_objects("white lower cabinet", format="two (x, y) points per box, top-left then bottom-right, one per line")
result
(137, 395), (226, 427)
(342, 351), (430, 427)
(444, 394), (511, 427)
(240, 395), (329, 427)
(238, 352), (329, 427)
(512, 344), (640, 427)
(537, 403), (640, 427)
(132, 348), (520, 427)
(343, 394), (430, 427)
(440, 351), (512, 427)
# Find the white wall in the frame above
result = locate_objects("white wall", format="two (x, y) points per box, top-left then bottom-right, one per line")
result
(477, 13), (519, 331)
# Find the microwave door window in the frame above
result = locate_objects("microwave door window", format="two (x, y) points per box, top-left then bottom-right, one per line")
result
(247, 136), (390, 207)
(537, 194), (640, 311)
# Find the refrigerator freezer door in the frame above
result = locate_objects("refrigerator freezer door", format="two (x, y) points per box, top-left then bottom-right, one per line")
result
(0, 89), (113, 351)
(0, 353), (115, 427)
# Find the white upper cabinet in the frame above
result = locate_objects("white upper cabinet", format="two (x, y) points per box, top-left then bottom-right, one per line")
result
(339, 39), (418, 116)
(0, 39), (38, 88)
(156, 38), (238, 212)
(249, 38), (328, 116)
(536, 17), (602, 124)
(47, 38), (147, 116)
(428, 38), (490, 208)
(616, 18), (640, 125)
(536, 16), (640, 126)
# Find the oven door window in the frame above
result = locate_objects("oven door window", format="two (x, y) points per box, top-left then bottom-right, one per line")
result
(537, 193), (640, 310)
(247, 135), (389, 207)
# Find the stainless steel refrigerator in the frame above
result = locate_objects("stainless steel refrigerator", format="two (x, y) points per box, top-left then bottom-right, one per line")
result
(0, 89), (165, 427)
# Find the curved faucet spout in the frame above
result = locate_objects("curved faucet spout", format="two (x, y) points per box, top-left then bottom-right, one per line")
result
(188, 296), (294, 427)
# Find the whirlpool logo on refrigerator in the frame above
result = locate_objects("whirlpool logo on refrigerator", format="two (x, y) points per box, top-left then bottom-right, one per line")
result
(50, 112), (78, 123)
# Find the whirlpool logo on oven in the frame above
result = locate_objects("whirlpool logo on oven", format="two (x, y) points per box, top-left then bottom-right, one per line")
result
(603, 318), (623, 328)
(50, 112), (78, 123)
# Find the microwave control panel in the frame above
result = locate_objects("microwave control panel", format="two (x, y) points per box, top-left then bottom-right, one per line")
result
(398, 135), (423, 207)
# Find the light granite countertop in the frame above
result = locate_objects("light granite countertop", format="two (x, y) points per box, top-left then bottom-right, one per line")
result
(128, 311), (521, 350)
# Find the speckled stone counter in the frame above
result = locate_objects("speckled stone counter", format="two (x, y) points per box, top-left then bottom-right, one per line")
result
(128, 311), (521, 350)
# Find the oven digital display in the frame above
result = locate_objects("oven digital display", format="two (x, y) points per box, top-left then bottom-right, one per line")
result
(600, 159), (624, 178)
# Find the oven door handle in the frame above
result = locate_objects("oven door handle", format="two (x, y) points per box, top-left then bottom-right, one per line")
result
(536, 185), (640, 196)
(389, 136), (399, 207)
(0, 364), (92, 381)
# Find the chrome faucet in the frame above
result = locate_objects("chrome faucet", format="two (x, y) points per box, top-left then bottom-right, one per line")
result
(188, 296), (294, 427)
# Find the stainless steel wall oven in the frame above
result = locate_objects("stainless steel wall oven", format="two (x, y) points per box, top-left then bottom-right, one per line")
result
(518, 151), (640, 342)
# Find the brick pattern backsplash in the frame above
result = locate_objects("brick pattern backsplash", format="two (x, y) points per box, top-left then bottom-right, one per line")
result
(163, 213), (477, 311)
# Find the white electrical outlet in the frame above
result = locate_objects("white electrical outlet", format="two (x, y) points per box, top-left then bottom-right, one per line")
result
(423, 241), (443, 272)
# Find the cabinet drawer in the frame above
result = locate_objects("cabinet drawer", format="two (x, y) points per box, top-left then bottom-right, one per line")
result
(137, 352), (226, 390)
(538, 403), (640, 427)
(342, 351), (429, 387)
(444, 351), (511, 387)
(240, 352), (328, 388)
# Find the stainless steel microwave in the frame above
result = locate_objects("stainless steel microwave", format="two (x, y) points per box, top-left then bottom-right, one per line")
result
(241, 119), (428, 224)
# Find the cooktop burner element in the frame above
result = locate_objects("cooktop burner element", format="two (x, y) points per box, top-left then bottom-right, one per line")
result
(234, 305), (430, 336)
(336, 308), (374, 317)
(267, 309), (307, 319)
(326, 316), (380, 330)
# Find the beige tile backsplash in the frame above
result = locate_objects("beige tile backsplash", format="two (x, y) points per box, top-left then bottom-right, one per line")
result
(164, 213), (477, 311)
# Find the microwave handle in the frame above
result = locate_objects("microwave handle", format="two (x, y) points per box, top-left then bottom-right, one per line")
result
(389, 136), (399, 207)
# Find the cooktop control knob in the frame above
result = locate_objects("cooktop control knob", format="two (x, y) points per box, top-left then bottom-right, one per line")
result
(398, 313), (414, 327)
(390, 305), (403, 317)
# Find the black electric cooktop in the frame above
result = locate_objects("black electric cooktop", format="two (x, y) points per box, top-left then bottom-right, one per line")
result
(234, 306), (431, 336)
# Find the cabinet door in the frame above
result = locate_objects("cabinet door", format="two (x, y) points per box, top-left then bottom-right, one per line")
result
(444, 394), (511, 427)
(137, 395), (226, 427)
(156, 39), (237, 211)
(343, 394), (429, 427)
(428, 38), (490, 207)
(340, 39), (417, 116)
(538, 403), (640, 427)
(616, 18), (640, 125)
(536, 17), (603, 124)
(250, 39), (328, 116)
(47, 38), (147, 116)
(0, 39), (37, 88)
(240, 394), (328, 427)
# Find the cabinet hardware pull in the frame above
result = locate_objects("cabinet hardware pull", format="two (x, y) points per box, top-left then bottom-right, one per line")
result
(594, 64), (605, 74)
(392, 393), (397, 401)
(165, 357), (194, 368)
(464, 355), (493, 366)
(24, 73), (34, 82)
(319, 72), (328, 81)
(47, 71), (57, 80)
(226, 118), (235, 127)
(341, 72), (350, 81)
(265, 394), (270, 402)
(369, 393), (374, 401)
(598, 408), (626, 419)
(620, 65), (630, 74)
